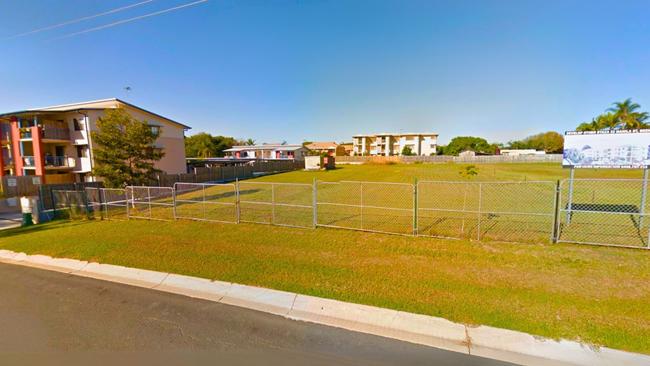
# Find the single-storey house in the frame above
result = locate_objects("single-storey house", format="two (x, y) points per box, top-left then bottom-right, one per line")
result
(224, 144), (307, 161)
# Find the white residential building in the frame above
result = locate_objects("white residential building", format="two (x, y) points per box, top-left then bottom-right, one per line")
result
(224, 144), (307, 161)
(352, 133), (438, 156)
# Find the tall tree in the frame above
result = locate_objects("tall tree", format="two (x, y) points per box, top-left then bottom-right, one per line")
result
(91, 108), (164, 188)
(185, 133), (238, 158)
(185, 132), (215, 158)
(442, 136), (498, 156)
(577, 99), (649, 131)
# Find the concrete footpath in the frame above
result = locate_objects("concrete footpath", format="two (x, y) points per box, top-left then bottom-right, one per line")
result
(1, 249), (648, 366)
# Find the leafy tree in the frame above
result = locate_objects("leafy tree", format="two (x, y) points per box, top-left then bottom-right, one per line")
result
(507, 131), (564, 153)
(401, 145), (414, 156)
(185, 133), (215, 158)
(576, 112), (618, 131)
(185, 133), (238, 158)
(442, 136), (497, 156)
(244, 138), (256, 146)
(91, 108), (164, 188)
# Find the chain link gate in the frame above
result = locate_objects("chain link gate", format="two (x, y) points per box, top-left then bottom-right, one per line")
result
(556, 179), (650, 248)
(316, 181), (415, 235)
(174, 182), (237, 223)
(101, 188), (128, 220)
(237, 181), (314, 228)
(126, 186), (175, 221)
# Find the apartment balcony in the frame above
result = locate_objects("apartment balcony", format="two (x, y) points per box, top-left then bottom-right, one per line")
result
(22, 155), (75, 169)
(19, 127), (71, 141)
(43, 127), (71, 141)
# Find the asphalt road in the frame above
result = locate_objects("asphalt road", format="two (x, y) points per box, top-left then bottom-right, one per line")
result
(0, 262), (514, 366)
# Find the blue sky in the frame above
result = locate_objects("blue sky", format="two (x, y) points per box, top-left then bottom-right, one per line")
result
(1, 0), (649, 144)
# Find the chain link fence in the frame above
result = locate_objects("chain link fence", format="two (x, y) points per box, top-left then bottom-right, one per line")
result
(125, 186), (175, 221)
(52, 190), (91, 220)
(48, 178), (650, 250)
(557, 179), (650, 248)
(417, 181), (557, 243)
(174, 182), (237, 223)
(238, 182), (313, 228)
(317, 181), (414, 235)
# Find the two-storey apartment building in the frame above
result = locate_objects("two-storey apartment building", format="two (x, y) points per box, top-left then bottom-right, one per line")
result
(0, 98), (190, 183)
(352, 133), (438, 156)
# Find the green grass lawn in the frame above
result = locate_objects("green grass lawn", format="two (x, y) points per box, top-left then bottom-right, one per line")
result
(252, 162), (645, 183)
(1, 218), (649, 354)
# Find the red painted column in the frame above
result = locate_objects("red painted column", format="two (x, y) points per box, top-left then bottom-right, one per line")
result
(9, 118), (23, 176)
(31, 126), (46, 182)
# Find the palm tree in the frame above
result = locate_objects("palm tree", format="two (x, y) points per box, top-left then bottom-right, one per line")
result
(607, 98), (649, 129)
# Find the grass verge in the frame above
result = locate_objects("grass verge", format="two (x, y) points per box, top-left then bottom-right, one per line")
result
(1, 219), (649, 354)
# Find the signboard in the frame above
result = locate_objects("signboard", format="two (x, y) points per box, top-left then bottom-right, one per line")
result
(7, 178), (17, 187)
(563, 130), (650, 168)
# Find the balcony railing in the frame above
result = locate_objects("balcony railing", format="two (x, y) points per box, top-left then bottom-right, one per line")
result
(42, 127), (70, 140)
(45, 156), (70, 167)
(22, 156), (71, 168)
(22, 156), (35, 167)
(18, 127), (71, 141)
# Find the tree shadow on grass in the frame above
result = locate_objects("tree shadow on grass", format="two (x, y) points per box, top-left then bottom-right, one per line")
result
(0, 219), (92, 239)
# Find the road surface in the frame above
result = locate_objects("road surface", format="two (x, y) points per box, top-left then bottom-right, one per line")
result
(0, 262), (514, 365)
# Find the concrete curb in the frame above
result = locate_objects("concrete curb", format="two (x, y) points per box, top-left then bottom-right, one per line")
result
(0, 250), (648, 366)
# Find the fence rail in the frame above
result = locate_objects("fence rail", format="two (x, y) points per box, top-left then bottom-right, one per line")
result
(49, 177), (650, 250)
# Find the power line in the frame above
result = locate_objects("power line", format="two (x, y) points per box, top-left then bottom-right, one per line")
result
(4, 0), (156, 40)
(54, 0), (209, 40)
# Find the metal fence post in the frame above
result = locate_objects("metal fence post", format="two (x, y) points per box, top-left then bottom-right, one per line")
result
(360, 182), (364, 230)
(50, 188), (57, 218)
(413, 178), (418, 236)
(271, 183), (276, 225)
(312, 178), (317, 229)
(552, 180), (561, 243)
(173, 186), (178, 220)
(567, 167), (575, 225)
(639, 167), (648, 230)
(235, 178), (241, 224)
(477, 183), (482, 241)
(125, 187), (130, 220)
(147, 187), (152, 219)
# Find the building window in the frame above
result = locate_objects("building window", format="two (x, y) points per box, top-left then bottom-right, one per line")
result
(76, 146), (88, 158)
(150, 125), (161, 136)
(73, 118), (83, 131)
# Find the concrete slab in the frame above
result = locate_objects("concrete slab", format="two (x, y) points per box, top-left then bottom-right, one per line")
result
(288, 295), (399, 337)
(388, 311), (469, 354)
(11, 252), (28, 262)
(155, 273), (232, 302)
(22, 255), (88, 274)
(468, 325), (650, 366)
(74, 263), (168, 288)
(220, 284), (296, 316)
(0, 250), (18, 262)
